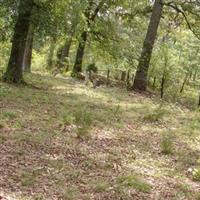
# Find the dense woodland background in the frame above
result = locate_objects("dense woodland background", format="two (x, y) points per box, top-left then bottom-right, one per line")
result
(1, 0), (200, 199)
(1, 0), (200, 101)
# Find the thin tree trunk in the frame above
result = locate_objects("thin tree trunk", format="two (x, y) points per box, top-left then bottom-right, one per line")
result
(180, 73), (189, 93)
(121, 71), (126, 82)
(58, 29), (75, 71)
(133, 0), (163, 91)
(3, 0), (34, 83)
(73, 31), (88, 74)
(126, 69), (131, 88)
(152, 76), (156, 90)
(72, 0), (105, 75)
(47, 37), (56, 70)
(106, 69), (110, 86)
(59, 37), (72, 69)
(193, 68), (198, 81)
(160, 71), (166, 99)
(23, 23), (34, 72)
(198, 92), (200, 107)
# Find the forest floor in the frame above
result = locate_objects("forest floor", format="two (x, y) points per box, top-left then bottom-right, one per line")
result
(1, 73), (200, 200)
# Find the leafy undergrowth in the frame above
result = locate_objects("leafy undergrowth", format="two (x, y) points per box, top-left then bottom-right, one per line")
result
(1, 73), (200, 200)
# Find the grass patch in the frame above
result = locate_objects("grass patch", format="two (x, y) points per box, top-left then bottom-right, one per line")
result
(3, 111), (17, 119)
(160, 133), (174, 155)
(21, 171), (37, 187)
(62, 187), (79, 200)
(143, 104), (168, 122)
(74, 107), (93, 138)
(61, 111), (75, 126)
(1, 73), (200, 199)
(116, 175), (151, 193)
(94, 181), (110, 193)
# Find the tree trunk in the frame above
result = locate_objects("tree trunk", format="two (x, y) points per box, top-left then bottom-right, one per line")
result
(180, 73), (189, 93)
(106, 69), (110, 86)
(23, 23), (34, 72)
(160, 72), (166, 99)
(72, 0), (105, 75)
(193, 68), (198, 81)
(3, 0), (34, 83)
(152, 76), (156, 90)
(126, 69), (131, 88)
(133, 0), (163, 91)
(58, 29), (75, 71)
(59, 37), (72, 70)
(121, 71), (126, 82)
(198, 92), (200, 107)
(47, 37), (56, 70)
(73, 31), (88, 74)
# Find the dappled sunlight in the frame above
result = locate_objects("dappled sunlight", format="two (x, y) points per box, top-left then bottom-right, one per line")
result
(1, 74), (200, 199)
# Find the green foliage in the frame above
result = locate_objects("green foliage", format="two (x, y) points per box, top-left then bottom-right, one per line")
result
(193, 168), (200, 181)
(196, 192), (200, 200)
(86, 63), (98, 73)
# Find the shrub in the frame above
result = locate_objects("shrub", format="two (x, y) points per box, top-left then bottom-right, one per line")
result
(86, 63), (98, 73)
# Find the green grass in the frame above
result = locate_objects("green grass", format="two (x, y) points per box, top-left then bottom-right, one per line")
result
(160, 133), (174, 155)
(94, 181), (110, 193)
(20, 171), (37, 187)
(0, 73), (200, 200)
(116, 175), (151, 193)
(3, 111), (17, 119)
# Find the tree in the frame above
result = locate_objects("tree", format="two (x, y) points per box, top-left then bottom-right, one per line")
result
(22, 23), (35, 72)
(3, 0), (34, 83)
(132, 0), (163, 91)
(72, 0), (106, 74)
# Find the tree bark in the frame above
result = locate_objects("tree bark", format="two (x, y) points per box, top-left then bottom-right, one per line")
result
(133, 0), (163, 91)
(106, 69), (110, 86)
(3, 0), (34, 83)
(160, 71), (166, 99)
(180, 72), (189, 93)
(152, 76), (156, 90)
(121, 71), (126, 82)
(198, 92), (200, 107)
(23, 23), (34, 72)
(58, 30), (75, 71)
(47, 37), (56, 70)
(126, 69), (131, 88)
(72, 0), (105, 75)
(73, 31), (88, 73)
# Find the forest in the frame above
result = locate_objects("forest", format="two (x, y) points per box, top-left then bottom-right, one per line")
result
(1, 0), (200, 199)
